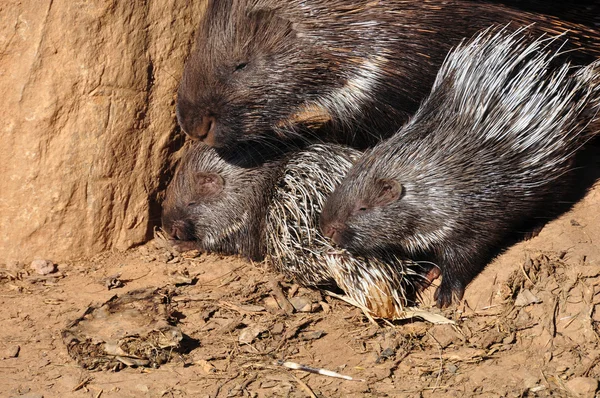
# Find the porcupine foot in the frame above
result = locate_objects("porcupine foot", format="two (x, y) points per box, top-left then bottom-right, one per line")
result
(434, 273), (466, 308)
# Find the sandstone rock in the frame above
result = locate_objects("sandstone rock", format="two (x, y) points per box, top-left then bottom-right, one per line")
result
(0, 0), (208, 263)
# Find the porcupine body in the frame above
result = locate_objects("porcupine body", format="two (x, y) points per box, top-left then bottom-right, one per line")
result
(320, 28), (600, 307)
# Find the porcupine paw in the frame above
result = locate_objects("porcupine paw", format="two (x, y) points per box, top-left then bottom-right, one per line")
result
(434, 278), (465, 308)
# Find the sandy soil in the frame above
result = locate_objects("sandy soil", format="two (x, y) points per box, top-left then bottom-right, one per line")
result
(1, 180), (599, 398)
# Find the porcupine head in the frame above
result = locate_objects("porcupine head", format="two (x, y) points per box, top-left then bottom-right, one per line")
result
(176, 0), (337, 149)
(161, 142), (280, 260)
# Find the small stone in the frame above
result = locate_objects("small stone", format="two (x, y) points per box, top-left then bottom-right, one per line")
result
(159, 252), (174, 263)
(427, 324), (462, 348)
(565, 377), (598, 397)
(529, 385), (546, 393)
(514, 289), (541, 307)
(170, 274), (194, 286)
(445, 363), (458, 374)
(271, 323), (284, 335)
(289, 297), (313, 312)
(3, 345), (20, 359)
(263, 297), (281, 312)
(30, 259), (56, 275)
(104, 274), (124, 290)
(239, 325), (266, 345)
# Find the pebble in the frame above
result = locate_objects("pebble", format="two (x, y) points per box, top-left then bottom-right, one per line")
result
(159, 252), (174, 263)
(271, 323), (284, 335)
(30, 259), (56, 275)
(3, 345), (20, 359)
(565, 377), (598, 397)
(427, 324), (462, 348)
(289, 297), (313, 312)
(514, 289), (541, 307)
(239, 325), (266, 345)
(445, 363), (458, 374)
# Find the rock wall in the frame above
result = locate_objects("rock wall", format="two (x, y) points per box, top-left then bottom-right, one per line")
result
(0, 0), (206, 262)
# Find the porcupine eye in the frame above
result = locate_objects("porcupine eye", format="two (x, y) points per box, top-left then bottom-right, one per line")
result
(234, 62), (248, 72)
(354, 201), (369, 213)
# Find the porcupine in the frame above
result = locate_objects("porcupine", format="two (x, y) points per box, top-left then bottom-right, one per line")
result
(176, 0), (600, 151)
(161, 142), (427, 319)
(320, 28), (600, 308)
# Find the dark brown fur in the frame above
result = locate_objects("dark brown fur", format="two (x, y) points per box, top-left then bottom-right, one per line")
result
(177, 0), (600, 150)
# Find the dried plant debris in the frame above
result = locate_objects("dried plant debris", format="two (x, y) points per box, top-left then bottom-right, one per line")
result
(506, 252), (564, 299)
(62, 287), (186, 371)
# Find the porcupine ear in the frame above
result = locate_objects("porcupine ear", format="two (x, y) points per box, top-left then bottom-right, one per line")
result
(245, 2), (297, 37)
(372, 179), (404, 207)
(193, 172), (225, 199)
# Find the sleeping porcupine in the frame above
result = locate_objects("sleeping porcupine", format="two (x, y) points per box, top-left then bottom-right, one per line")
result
(161, 143), (426, 319)
(177, 0), (600, 150)
(320, 28), (600, 308)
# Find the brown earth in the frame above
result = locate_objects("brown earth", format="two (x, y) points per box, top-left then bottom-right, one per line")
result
(1, 181), (599, 398)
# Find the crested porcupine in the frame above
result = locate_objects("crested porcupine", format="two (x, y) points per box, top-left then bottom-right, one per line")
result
(320, 28), (600, 308)
(177, 0), (600, 150)
(162, 142), (426, 319)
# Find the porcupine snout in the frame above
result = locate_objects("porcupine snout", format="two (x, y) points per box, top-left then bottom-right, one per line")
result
(320, 221), (346, 245)
(169, 219), (196, 242)
(186, 114), (217, 147)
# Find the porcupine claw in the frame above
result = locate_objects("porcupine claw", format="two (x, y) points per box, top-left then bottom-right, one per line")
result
(434, 278), (465, 308)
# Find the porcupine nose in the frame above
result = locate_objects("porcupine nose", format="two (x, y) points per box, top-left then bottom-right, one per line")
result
(170, 220), (192, 241)
(193, 115), (217, 147)
(321, 222), (344, 245)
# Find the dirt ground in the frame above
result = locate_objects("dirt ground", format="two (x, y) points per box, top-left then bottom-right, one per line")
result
(1, 180), (599, 398)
